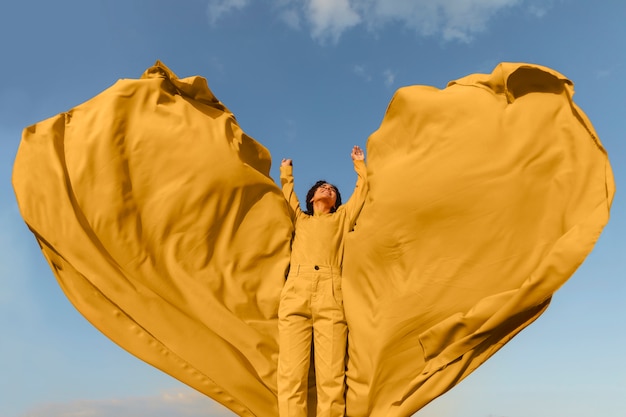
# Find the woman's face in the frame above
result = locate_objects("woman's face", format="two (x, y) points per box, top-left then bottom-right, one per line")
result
(311, 183), (337, 207)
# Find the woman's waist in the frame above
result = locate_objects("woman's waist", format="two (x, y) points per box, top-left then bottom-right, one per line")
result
(288, 263), (342, 276)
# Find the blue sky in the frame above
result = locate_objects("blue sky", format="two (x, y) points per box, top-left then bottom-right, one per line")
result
(1, 0), (624, 416)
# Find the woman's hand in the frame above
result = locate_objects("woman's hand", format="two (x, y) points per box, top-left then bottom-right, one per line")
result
(281, 158), (293, 167)
(351, 146), (365, 161)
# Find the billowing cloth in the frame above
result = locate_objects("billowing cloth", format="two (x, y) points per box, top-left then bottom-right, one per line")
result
(342, 63), (615, 416)
(13, 62), (614, 417)
(13, 62), (292, 417)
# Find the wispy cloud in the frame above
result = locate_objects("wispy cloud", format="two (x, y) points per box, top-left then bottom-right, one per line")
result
(528, 4), (548, 18)
(306, 0), (361, 43)
(206, 0), (250, 25)
(278, 7), (301, 30)
(353, 66), (396, 87)
(206, 0), (546, 44)
(383, 69), (396, 87)
(21, 388), (236, 417)
(353, 64), (372, 82)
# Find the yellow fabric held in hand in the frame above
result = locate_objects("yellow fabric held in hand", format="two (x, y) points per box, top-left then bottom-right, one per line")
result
(13, 61), (614, 417)
(13, 61), (293, 417)
(342, 63), (614, 416)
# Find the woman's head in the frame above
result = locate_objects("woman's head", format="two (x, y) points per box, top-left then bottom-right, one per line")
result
(306, 180), (342, 214)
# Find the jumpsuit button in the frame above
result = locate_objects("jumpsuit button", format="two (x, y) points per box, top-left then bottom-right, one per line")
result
(314, 265), (319, 270)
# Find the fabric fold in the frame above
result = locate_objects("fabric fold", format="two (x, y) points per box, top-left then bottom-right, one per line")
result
(342, 62), (614, 416)
(13, 61), (292, 417)
(13, 61), (613, 417)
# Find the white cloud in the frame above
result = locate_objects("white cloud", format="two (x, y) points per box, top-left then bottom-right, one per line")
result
(279, 7), (301, 30)
(206, 0), (539, 43)
(21, 388), (236, 417)
(353, 64), (372, 82)
(206, 0), (250, 25)
(306, 0), (361, 43)
(353, 66), (396, 87)
(528, 4), (548, 18)
(383, 69), (396, 87)
(360, 0), (523, 42)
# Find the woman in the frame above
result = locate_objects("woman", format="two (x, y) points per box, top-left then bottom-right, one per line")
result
(278, 146), (367, 417)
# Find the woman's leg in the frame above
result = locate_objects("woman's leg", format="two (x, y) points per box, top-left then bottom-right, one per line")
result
(278, 273), (314, 417)
(312, 272), (347, 417)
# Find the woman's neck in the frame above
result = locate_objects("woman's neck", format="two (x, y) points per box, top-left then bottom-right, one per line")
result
(312, 201), (333, 215)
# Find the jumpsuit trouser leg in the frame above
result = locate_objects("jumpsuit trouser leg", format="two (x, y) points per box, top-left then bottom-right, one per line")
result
(278, 265), (347, 417)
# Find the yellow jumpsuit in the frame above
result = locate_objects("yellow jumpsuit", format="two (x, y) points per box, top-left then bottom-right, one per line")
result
(278, 160), (367, 417)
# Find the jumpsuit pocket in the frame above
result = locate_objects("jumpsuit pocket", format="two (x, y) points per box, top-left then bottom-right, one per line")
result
(280, 274), (295, 299)
(331, 275), (343, 306)
(278, 276), (295, 320)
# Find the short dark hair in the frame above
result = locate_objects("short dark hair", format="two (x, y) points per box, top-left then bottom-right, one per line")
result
(305, 180), (342, 215)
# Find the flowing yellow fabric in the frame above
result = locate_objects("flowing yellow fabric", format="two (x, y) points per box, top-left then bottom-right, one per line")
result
(13, 62), (292, 416)
(342, 63), (614, 416)
(12, 62), (613, 417)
